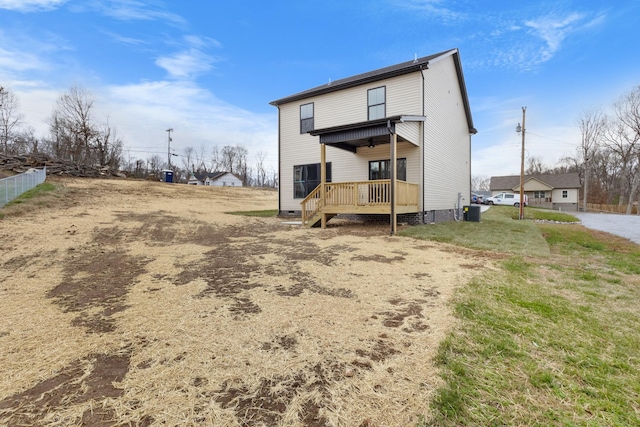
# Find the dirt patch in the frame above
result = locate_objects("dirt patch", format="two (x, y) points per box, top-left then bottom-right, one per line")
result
(0, 348), (132, 426)
(0, 178), (492, 426)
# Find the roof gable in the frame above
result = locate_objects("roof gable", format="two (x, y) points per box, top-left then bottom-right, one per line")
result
(490, 173), (581, 191)
(269, 48), (475, 134)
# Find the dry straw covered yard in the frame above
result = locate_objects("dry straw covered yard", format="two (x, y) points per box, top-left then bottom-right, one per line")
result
(0, 178), (491, 426)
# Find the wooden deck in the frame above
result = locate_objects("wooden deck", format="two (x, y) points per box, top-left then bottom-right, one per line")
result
(301, 179), (419, 227)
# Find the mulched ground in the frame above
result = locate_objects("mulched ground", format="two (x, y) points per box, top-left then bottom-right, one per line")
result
(0, 178), (489, 426)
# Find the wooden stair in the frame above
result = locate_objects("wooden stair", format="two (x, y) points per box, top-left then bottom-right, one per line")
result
(305, 212), (336, 228)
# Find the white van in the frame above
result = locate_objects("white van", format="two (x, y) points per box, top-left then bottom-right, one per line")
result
(485, 192), (528, 207)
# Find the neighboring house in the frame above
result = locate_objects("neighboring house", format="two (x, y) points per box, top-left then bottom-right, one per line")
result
(490, 173), (581, 211)
(188, 172), (243, 187)
(269, 48), (476, 233)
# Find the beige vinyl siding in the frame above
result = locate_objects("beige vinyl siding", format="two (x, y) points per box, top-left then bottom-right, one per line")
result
(552, 188), (578, 203)
(278, 72), (424, 212)
(422, 55), (471, 211)
(396, 122), (420, 146)
(514, 179), (553, 192)
(315, 72), (423, 129)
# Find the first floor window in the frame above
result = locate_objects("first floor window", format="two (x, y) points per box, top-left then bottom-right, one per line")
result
(293, 163), (331, 199)
(369, 158), (406, 181)
(533, 191), (546, 199)
(562, 190), (568, 198)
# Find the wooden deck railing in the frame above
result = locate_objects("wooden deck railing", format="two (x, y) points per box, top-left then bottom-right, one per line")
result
(301, 180), (419, 225)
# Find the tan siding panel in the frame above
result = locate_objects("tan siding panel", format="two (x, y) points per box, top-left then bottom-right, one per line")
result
(396, 122), (420, 146)
(422, 56), (471, 211)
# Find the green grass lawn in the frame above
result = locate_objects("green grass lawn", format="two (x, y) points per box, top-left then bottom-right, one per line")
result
(0, 182), (58, 219)
(225, 209), (278, 217)
(403, 207), (640, 426)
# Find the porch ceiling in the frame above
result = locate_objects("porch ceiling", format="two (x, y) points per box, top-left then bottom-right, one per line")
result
(309, 115), (425, 153)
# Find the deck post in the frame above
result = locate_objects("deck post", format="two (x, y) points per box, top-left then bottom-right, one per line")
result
(389, 122), (397, 235)
(320, 143), (327, 228)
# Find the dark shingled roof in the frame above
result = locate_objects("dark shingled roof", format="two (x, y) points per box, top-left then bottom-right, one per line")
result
(490, 173), (581, 191)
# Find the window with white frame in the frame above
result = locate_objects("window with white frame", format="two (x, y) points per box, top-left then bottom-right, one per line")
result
(368, 86), (386, 120)
(300, 103), (314, 134)
(562, 190), (568, 198)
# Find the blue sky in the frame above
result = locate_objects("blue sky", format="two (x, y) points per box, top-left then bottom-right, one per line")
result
(1, 0), (639, 178)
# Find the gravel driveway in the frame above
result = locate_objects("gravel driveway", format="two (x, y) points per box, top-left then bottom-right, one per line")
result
(573, 212), (640, 245)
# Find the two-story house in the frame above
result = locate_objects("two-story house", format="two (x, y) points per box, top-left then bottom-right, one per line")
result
(270, 48), (476, 234)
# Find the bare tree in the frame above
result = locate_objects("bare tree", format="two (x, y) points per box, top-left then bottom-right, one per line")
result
(0, 86), (24, 154)
(12, 127), (38, 155)
(95, 120), (123, 169)
(210, 145), (221, 172)
(220, 145), (238, 173)
(525, 156), (548, 175)
(254, 151), (268, 187)
(182, 146), (195, 174)
(604, 87), (640, 213)
(471, 175), (490, 191)
(576, 107), (606, 210)
(48, 86), (98, 164)
(148, 154), (163, 178)
(194, 144), (208, 173)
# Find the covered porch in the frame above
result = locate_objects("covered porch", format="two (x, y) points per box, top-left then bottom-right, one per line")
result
(303, 115), (425, 234)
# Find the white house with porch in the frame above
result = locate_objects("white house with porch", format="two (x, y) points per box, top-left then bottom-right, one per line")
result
(188, 172), (243, 187)
(269, 48), (476, 234)
(490, 173), (581, 211)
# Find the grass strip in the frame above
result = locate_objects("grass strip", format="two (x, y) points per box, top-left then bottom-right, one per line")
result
(417, 211), (640, 426)
(225, 209), (278, 217)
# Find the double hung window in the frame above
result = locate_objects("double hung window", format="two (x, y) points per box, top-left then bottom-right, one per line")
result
(367, 87), (386, 120)
(300, 103), (314, 134)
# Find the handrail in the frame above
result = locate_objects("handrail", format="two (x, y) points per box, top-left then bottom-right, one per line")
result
(300, 180), (419, 224)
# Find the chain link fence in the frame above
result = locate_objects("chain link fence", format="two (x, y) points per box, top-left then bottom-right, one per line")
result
(0, 167), (47, 208)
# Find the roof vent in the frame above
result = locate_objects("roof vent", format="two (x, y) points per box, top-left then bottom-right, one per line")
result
(413, 53), (418, 63)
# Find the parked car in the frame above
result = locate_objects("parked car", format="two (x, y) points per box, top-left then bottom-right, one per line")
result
(485, 192), (528, 207)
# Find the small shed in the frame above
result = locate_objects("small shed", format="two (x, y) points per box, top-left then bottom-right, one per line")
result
(162, 170), (174, 183)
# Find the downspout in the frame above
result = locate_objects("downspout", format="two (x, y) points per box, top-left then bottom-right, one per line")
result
(420, 64), (426, 223)
(276, 106), (282, 216)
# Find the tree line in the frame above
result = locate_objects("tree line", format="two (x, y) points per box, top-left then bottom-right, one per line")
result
(0, 84), (277, 187)
(473, 84), (640, 215)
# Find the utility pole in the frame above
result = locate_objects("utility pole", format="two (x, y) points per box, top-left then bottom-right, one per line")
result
(516, 107), (526, 220)
(166, 128), (173, 168)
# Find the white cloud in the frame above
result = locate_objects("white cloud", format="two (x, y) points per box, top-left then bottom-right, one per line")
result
(100, 81), (278, 170)
(80, 0), (186, 27)
(101, 30), (148, 46)
(0, 46), (46, 72)
(0, 0), (67, 12)
(155, 49), (216, 79)
(155, 36), (223, 80)
(392, 0), (466, 23)
(524, 12), (586, 62)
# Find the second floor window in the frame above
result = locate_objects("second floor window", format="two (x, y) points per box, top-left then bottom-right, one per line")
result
(300, 103), (314, 134)
(368, 86), (385, 120)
